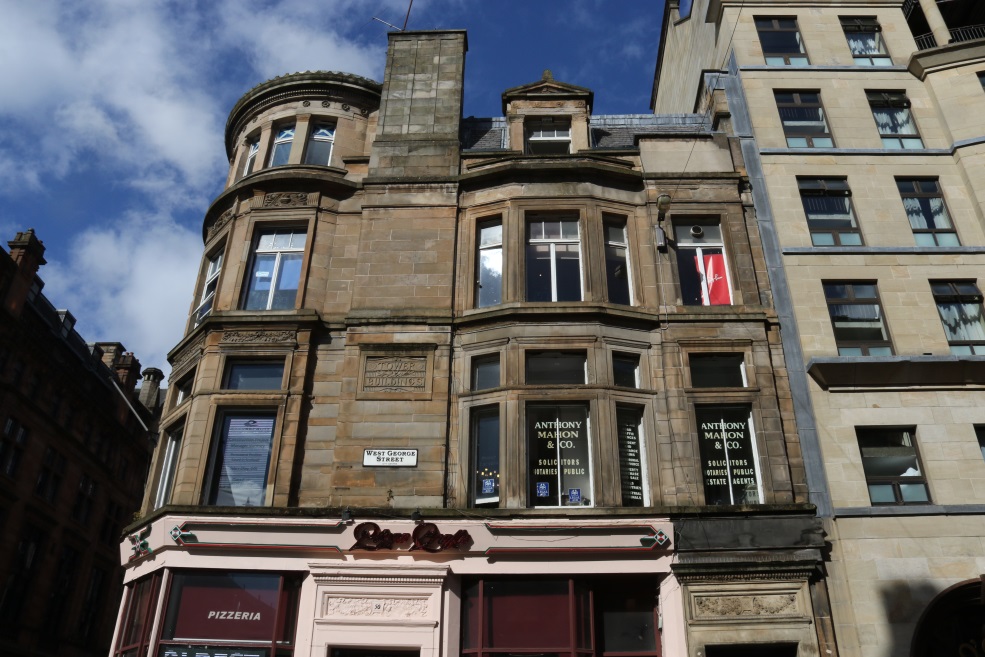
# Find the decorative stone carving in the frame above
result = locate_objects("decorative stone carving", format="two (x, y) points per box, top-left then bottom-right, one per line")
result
(221, 330), (296, 344)
(302, 100), (310, 107)
(323, 596), (429, 618)
(363, 356), (427, 392)
(322, 100), (330, 107)
(342, 103), (350, 111)
(360, 107), (368, 116)
(207, 207), (235, 241)
(128, 526), (152, 561)
(694, 594), (798, 618)
(171, 336), (205, 371)
(262, 192), (310, 208)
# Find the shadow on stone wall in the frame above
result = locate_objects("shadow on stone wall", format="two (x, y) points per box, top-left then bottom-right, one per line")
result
(879, 580), (938, 657)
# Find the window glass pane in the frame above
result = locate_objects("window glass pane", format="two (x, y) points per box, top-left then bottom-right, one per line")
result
(900, 483), (930, 503)
(526, 243), (553, 302)
(690, 354), (745, 387)
(555, 244), (582, 301)
(598, 580), (657, 652)
(612, 354), (640, 388)
(154, 428), (182, 509)
(528, 404), (591, 507)
(695, 406), (760, 505)
(477, 220), (503, 308)
(526, 351), (587, 385)
(677, 246), (704, 305)
(867, 483), (896, 504)
(304, 139), (332, 165)
(479, 222), (502, 246)
(605, 242), (631, 305)
(271, 252), (303, 309)
(269, 140), (291, 166)
(471, 355), (500, 390)
(225, 362), (284, 390)
(207, 415), (275, 506)
(616, 406), (646, 507)
(472, 407), (500, 507)
(162, 572), (285, 642)
(244, 253), (277, 310)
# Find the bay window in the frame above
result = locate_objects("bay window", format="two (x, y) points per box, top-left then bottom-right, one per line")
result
(526, 217), (582, 302)
(267, 124), (295, 166)
(528, 403), (593, 507)
(470, 406), (500, 508)
(203, 413), (276, 506)
(604, 215), (632, 304)
(695, 405), (762, 505)
(243, 228), (306, 311)
(303, 122), (335, 165)
(193, 249), (223, 325)
(674, 222), (732, 305)
(153, 425), (183, 509)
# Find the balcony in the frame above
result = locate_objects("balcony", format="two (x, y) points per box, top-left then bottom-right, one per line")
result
(907, 0), (985, 50)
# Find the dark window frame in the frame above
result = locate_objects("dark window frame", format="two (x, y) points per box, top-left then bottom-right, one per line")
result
(775, 90), (834, 147)
(824, 281), (893, 356)
(856, 426), (930, 505)
(755, 17), (810, 66)
(896, 178), (959, 246)
(931, 280), (985, 354)
(840, 16), (892, 66)
(113, 572), (163, 657)
(798, 177), (863, 246)
(867, 90), (923, 149)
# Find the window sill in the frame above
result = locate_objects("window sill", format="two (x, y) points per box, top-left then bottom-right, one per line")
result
(807, 354), (985, 389)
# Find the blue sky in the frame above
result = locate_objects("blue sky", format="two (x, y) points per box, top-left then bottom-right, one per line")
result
(0, 0), (664, 374)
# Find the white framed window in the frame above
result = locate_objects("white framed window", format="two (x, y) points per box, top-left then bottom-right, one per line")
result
(242, 228), (306, 311)
(242, 138), (260, 176)
(526, 217), (582, 302)
(153, 426), (183, 509)
(604, 216), (632, 305)
(476, 218), (503, 307)
(525, 117), (571, 155)
(303, 123), (335, 165)
(528, 403), (593, 507)
(193, 250), (223, 325)
(267, 125), (295, 166)
(674, 222), (733, 306)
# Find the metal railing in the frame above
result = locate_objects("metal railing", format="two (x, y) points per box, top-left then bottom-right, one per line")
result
(913, 24), (985, 50)
(914, 32), (938, 49)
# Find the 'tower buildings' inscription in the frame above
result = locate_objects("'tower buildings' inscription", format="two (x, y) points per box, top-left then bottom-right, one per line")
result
(363, 357), (427, 392)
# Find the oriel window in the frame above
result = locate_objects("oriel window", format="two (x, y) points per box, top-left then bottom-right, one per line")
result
(243, 228), (306, 311)
(476, 218), (503, 307)
(526, 217), (582, 302)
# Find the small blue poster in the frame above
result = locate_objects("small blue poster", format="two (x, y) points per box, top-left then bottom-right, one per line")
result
(482, 478), (495, 494)
(536, 482), (550, 497)
(568, 488), (582, 503)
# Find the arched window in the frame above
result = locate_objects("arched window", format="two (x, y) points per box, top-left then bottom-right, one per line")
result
(911, 577), (985, 656)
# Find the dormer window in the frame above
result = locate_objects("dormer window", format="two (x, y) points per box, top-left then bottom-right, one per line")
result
(525, 118), (571, 155)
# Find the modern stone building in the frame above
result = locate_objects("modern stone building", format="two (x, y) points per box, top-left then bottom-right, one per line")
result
(654, 0), (985, 654)
(116, 30), (838, 657)
(0, 229), (159, 657)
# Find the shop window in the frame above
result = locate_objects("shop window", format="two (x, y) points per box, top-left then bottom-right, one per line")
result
(798, 178), (862, 246)
(526, 217), (582, 302)
(856, 427), (930, 505)
(77, 566), (107, 641)
(690, 353), (745, 388)
(471, 354), (501, 391)
(72, 474), (96, 524)
(897, 178), (959, 246)
(867, 91), (923, 149)
(695, 406), (762, 505)
(202, 413), (276, 506)
(612, 352), (640, 388)
(193, 248), (223, 325)
(755, 17), (809, 66)
(0, 524), (47, 629)
(303, 122), (335, 165)
(223, 360), (285, 390)
(528, 403), (592, 507)
(476, 218), (503, 307)
(462, 576), (660, 657)
(471, 406), (500, 508)
(159, 571), (301, 656)
(841, 16), (892, 65)
(0, 417), (27, 477)
(525, 117), (571, 154)
(526, 350), (587, 385)
(931, 281), (985, 355)
(154, 425), (183, 509)
(824, 282), (893, 355)
(242, 136), (260, 177)
(604, 215), (632, 304)
(114, 573), (162, 657)
(242, 228), (306, 311)
(34, 446), (66, 504)
(267, 124), (295, 166)
(674, 222), (732, 306)
(775, 91), (833, 147)
(617, 405), (648, 507)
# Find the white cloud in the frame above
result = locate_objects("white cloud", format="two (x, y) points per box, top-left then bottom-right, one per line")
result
(42, 212), (202, 375)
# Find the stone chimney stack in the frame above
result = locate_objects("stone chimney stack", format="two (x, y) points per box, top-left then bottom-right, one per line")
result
(138, 367), (165, 411)
(4, 229), (46, 317)
(369, 30), (467, 178)
(96, 342), (142, 392)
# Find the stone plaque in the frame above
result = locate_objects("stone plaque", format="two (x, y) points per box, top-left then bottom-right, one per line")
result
(323, 596), (429, 618)
(363, 356), (427, 392)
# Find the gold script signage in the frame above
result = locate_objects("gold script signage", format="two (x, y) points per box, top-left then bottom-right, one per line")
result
(363, 357), (427, 392)
(350, 522), (471, 553)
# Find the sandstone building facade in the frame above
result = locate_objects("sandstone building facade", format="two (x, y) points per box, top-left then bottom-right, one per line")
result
(654, 0), (985, 654)
(0, 229), (159, 657)
(116, 30), (835, 657)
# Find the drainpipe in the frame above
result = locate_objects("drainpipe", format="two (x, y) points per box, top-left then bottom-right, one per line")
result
(918, 0), (951, 47)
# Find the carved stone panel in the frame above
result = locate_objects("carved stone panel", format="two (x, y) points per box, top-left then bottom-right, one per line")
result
(362, 356), (427, 392)
(221, 330), (297, 345)
(262, 192), (310, 208)
(693, 593), (798, 619)
(322, 595), (429, 619)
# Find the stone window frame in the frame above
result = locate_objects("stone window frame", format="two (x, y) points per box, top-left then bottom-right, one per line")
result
(237, 218), (313, 313)
(234, 113), (348, 180)
(524, 115), (572, 155)
(356, 344), (437, 401)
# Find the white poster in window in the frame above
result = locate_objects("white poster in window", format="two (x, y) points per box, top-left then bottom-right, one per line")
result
(214, 416), (274, 506)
